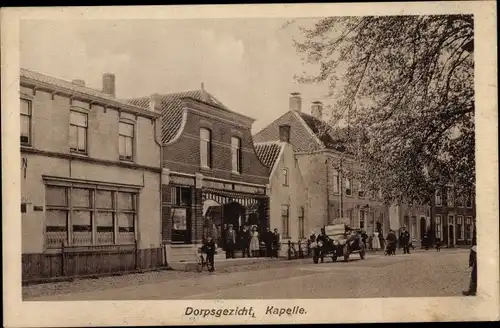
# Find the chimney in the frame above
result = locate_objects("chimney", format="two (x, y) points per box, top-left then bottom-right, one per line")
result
(279, 125), (291, 143)
(102, 73), (116, 97)
(149, 93), (162, 112)
(289, 92), (302, 112)
(71, 79), (85, 87)
(311, 101), (323, 120)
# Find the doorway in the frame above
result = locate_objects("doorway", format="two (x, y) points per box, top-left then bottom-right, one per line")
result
(420, 217), (427, 240)
(448, 225), (455, 248)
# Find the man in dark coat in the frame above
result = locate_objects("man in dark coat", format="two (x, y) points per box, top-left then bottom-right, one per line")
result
(225, 224), (236, 259)
(272, 228), (281, 258)
(239, 226), (251, 258)
(400, 226), (411, 254)
(463, 221), (477, 296)
(316, 228), (329, 263)
(264, 227), (273, 257)
(201, 235), (216, 272)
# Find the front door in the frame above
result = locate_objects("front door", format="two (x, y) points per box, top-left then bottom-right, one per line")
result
(448, 225), (455, 247)
(420, 217), (427, 240)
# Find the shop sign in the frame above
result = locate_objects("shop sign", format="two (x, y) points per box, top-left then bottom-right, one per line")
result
(170, 175), (195, 186)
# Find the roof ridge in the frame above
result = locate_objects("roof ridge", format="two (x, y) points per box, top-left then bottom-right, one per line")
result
(21, 68), (106, 95)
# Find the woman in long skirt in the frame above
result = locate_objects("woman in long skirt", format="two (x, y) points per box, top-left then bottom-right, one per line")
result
(249, 225), (260, 257)
(372, 231), (381, 251)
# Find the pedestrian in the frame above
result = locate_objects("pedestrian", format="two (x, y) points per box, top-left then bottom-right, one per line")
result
(201, 235), (216, 272)
(272, 228), (281, 258)
(378, 231), (385, 250)
(221, 223), (228, 252)
(225, 224), (236, 259)
(435, 237), (441, 252)
(249, 225), (260, 257)
(240, 226), (251, 258)
(372, 230), (381, 251)
(422, 232), (429, 250)
(385, 229), (397, 255)
(361, 230), (368, 249)
(316, 228), (329, 263)
(264, 227), (274, 257)
(463, 221), (477, 296)
(400, 226), (411, 254)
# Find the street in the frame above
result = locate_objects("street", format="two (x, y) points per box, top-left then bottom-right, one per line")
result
(24, 249), (471, 301)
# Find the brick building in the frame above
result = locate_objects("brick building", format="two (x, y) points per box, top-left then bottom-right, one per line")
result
(254, 93), (390, 237)
(431, 186), (476, 247)
(254, 126), (308, 243)
(127, 86), (270, 262)
(20, 69), (163, 282)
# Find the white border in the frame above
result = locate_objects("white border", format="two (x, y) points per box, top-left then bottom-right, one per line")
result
(2, 2), (499, 326)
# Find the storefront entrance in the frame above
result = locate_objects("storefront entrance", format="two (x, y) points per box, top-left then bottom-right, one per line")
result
(448, 224), (455, 248)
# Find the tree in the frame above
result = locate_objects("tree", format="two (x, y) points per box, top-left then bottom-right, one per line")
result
(290, 15), (474, 205)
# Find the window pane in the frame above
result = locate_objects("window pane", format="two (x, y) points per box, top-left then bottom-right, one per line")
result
(117, 192), (134, 211)
(125, 137), (133, 157)
(71, 188), (91, 208)
(119, 135), (126, 156)
(231, 137), (240, 148)
(118, 212), (134, 232)
(21, 115), (30, 137)
(200, 128), (210, 140)
(96, 190), (113, 209)
(69, 125), (78, 149)
(232, 151), (238, 171)
(119, 122), (134, 137)
(46, 186), (68, 207)
(20, 99), (31, 115)
(96, 212), (114, 232)
(46, 210), (68, 231)
(72, 210), (91, 232)
(200, 141), (208, 167)
(77, 127), (86, 150)
(70, 111), (87, 127)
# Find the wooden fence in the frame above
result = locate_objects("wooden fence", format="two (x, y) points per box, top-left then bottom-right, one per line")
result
(22, 242), (165, 284)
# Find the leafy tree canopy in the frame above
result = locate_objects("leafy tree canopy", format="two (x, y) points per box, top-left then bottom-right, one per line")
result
(290, 15), (474, 205)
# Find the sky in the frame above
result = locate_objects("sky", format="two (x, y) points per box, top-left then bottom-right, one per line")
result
(20, 18), (334, 133)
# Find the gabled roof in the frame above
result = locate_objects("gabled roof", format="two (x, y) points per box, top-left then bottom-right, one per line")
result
(294, 111), (347, 152)
(20, 68), (151, 114)
(254, 141), (285, 174)
(126, 89), (230, 144)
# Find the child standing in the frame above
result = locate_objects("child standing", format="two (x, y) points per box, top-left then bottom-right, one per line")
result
(202, 236), (216, 272)
(435, 237), (441, 252)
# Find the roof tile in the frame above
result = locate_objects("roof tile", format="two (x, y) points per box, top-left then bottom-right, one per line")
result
(254, 141), (285, 172)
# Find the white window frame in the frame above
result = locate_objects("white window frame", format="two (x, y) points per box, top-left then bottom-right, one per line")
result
(435, 215), (442, 239)
(200, 128), (212, 169)
(435, 188), (442, 206)
(119, 121), (135, 161)
(332, 169), (340, 194)
(231, 136), (242, 174)
(69, 110), (88, 154)
(20, 98), (32, 146)
(281, 204), (290, 239)
(282, 168), (289, 186)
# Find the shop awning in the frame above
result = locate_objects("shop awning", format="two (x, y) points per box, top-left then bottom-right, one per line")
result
(203, 188), (267, 208)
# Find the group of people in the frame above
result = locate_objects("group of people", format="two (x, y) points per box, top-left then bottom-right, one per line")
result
(200, 223), (282, 272)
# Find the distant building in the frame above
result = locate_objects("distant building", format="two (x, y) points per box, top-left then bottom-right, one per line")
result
(254, 126), (308, 242)
(20, 69), (163, 282)
(431, 186), (475, 247)
(127, 86), (270, 262)
(254, 93), (389, 237)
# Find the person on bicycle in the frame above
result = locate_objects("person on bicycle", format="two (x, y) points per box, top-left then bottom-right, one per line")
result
(202, 235), (216, 272)
(316, 228), (329, 263)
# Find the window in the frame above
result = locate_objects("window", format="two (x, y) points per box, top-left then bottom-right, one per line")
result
(411, 216), (417, 239)
(465, 217), (472, 240)
(435, 188), (442, 206)
(358, 180), (365, 198)
(345, 178), (352, 196)
(44, 184), (137, 248)
(170, 186), (192, 243)
(347, 208), (354, 227)
(200, 128), (212, 168)
(281, 205), (290, 238)
(457, 216), (464, 240)
(282, 168), (289, 186)
(298, 206), (305, 239)
(332, 170), (340, 194)
(20, 98), (32, 145)
(70, 111), (88, 153)
(466, 191), (473, 208)
(446, 187), (454, 207)
(359, 210), (365, 229)
(231, 137), (242, 173)
(435, 215), (442, 239)
(456, 192), (465, 207)
(119, 122), (134, 161)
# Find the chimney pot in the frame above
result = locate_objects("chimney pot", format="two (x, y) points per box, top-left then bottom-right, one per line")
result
(102, 73), (116, 97)
(289, 92), (302, 112)
(71, 79), (86, 87)
(279, 124), (291, 143)
(149, 93), (162, 112)
(311, 101), (323, 120)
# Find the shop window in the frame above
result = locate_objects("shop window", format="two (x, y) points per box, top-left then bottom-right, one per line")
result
(170, 186), (192, 244)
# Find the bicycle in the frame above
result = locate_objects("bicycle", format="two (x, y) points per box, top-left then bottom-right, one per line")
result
(196, 248), (214, 273)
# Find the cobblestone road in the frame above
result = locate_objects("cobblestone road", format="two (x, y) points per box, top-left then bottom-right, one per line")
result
(24, 249), (470, 300)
